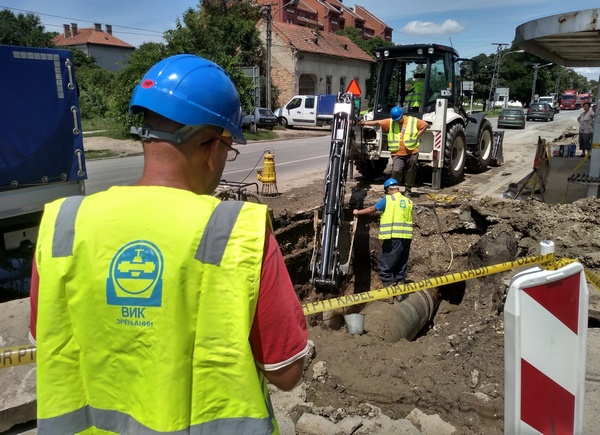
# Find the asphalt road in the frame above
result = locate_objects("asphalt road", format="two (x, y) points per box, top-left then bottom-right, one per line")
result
(84, 109), (582, 197)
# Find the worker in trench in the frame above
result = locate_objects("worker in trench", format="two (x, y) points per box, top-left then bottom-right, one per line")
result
(353, 178), (414, 303)
(360, 106), (429, 197)
(29, 54), (308, 434)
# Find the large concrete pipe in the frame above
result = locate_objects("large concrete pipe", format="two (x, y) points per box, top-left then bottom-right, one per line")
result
(361, 288), (441, 342)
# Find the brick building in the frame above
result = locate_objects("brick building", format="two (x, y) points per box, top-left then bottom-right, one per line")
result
(254, 1), (392, 107)
(256, 0), (392, 41)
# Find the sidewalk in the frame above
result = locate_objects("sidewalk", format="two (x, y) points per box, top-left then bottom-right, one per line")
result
(505, 151), (595, 204)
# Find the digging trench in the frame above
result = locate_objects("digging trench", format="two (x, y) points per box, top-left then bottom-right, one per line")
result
(263, 191), (600, 432)
(269, 198), (501, 334)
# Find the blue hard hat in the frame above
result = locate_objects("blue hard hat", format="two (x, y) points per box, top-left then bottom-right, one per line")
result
(130, 54), (246, 144)
(384, 178), (399, 189)
(390, 106), (403, 121)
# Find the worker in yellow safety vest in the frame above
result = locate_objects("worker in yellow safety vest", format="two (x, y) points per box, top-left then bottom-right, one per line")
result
(359, 106), (429, 196)
(353, 178), (414, 303)
(30, 54), (309, 434)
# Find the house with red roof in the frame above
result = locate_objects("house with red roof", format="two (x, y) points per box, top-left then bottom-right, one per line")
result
(259, 20), (374, 106)
(252, 1), (392, 106)
(52, 23), (135, 72)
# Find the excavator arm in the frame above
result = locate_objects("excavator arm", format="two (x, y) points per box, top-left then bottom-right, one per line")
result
(310, 92), (359, 290)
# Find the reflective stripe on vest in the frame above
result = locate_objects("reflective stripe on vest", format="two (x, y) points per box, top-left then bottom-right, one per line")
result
(37, 403), (274, 435)
(51, 196), (243, 267)
(36, 189), (276, 434)
(387, 116), (419, 152)
(378, 192), (414, 240)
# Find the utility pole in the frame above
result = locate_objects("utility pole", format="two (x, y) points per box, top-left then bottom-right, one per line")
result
(530, 62), (552, 103)
(488, 43), (508, 110)
(263, 0), (299, 110)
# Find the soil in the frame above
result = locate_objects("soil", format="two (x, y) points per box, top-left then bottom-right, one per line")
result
(83, 127), (600, 434)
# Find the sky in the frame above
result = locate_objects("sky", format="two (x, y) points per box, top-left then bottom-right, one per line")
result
(2, 0), (599, 80)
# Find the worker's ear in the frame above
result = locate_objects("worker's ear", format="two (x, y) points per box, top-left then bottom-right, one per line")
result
(197, 138), (220, 172)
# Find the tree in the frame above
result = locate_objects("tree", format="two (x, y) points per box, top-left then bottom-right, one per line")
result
(165, 0), (263, 108)
(0, 9), (55, 47)
(110, 0), (263, 130)
(109, 42), (169, 130)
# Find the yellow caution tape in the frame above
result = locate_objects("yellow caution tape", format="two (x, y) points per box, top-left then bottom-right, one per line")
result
(555, 257), (600, 292)
(3, 255), (599, 369)
(0, 344), (36, 368)
(302, 253), (555, 316)
(425, 193), (475, 203)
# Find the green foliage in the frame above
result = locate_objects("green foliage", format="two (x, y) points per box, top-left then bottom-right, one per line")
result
(0, 9), (55, 47)
(70, 49), (114, 119)
(109, 42), (168, 132)
(108, 0), (263, 130)
(81, 117), (115, 132)
(166, 0), (262, 110)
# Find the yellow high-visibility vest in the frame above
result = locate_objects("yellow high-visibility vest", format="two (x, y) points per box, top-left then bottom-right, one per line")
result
(388, 116), (420, 151)
(36, 186), (278, 434)
(379, 192), (414, 240)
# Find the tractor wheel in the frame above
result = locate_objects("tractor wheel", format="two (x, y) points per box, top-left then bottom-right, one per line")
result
(354, 157), (389, 180)
(466, 119), (493, 173)
(441, 123), (467, 186)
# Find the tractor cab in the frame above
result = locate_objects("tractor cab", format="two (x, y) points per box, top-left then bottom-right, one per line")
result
(373, 44), (461, 120)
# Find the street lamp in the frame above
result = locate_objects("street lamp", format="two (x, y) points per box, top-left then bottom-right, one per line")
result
(530, 62), (552, 103)
(555, 67), (572, 97)
(263, 0), (299, 110)
(488, 49), (524, 109)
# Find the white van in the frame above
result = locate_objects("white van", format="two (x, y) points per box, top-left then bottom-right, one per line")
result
(537, 96), (559, 113)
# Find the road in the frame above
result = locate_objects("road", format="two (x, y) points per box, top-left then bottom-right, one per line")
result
(84, 109), (582, 197)
(463, 108), (581, 199)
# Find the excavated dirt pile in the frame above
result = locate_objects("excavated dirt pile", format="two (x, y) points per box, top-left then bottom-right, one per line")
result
(261, 187), (600, 434)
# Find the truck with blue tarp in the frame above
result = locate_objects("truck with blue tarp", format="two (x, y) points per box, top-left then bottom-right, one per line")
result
(0, 44), (87, 299)
(274, 94), (336, 128)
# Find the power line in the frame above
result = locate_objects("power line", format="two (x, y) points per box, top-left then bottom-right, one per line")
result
(0, 5), (164, 35)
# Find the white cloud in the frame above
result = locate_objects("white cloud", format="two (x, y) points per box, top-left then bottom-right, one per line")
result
(400, 19), (465, 36)
(573, 67), (600, 82)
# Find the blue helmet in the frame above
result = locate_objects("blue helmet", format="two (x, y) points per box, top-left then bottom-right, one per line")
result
(384, 178), (399, 190)
(130, 54), (246, 144)
(390, 106), (403, 121)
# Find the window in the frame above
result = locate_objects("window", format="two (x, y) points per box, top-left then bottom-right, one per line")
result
(286, 98), (302, 110)
(326, 76), (332, 94)
(299, 73), (316, 95)
(339, 76), (346, 94)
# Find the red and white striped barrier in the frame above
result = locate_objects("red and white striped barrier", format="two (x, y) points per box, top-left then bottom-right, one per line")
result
(505, 254), (589, 434)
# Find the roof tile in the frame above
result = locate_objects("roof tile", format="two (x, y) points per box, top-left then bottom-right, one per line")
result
(53, 27), (134, 49)
(273, 21), (373, 62)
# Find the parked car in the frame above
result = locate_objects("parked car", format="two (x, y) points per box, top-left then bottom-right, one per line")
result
(526, 102), (554, 122)
(537, 96), (559, 113)
(497, 107), (526, 129)
(242, 107), (277, 131)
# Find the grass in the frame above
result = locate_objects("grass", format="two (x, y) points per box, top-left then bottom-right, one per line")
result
(84, 149), (121, 159)
(82, 116), (281, 142)
(241, 127), (280, 141)
(81, 117), (132, 140)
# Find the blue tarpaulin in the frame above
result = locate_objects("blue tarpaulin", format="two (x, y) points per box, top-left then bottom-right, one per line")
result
(0, 45), (87, 190)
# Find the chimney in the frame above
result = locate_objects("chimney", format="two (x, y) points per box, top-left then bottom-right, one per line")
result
(94, 23), (102, 31)
(105, 24), (112, 35)
(71, 23), (78, 37)
(63, 24), (70, 38)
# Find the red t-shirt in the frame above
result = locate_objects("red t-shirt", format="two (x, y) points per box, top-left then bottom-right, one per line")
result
(29, 227), (308, 371)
